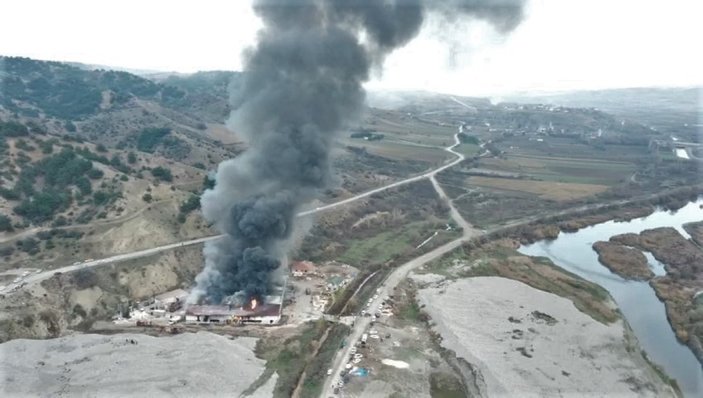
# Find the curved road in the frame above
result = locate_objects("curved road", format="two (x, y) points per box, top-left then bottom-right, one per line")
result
(1, 133), (467, 295)
(319, 133), (477, 397)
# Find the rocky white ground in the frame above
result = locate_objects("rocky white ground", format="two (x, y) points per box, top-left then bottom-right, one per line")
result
(0, 332), (266, 397)
(417, 276), (675, 397)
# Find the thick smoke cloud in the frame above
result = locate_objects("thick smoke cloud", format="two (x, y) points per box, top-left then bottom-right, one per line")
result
(189, 0), (526, 304)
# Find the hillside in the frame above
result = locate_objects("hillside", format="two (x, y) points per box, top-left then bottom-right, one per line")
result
(0, 56), (243, 159)
(0, 118), (215, 270)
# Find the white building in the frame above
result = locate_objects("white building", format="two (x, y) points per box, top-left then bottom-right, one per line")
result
(185, 303), (281, 325)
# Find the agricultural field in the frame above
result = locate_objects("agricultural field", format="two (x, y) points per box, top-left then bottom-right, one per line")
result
(364, 109), (458, 147)
(478, 154), (636, 185)
(340, 137), (451, 164)
(337, 220), (459, 266)
(466, 177), (608, 202)
(454, 143), (482, 157)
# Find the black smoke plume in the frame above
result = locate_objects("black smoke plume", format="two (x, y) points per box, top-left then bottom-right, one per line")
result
(189, 0), (526, 304)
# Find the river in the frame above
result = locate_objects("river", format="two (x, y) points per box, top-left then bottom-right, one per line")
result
(519, 199), (703, 396)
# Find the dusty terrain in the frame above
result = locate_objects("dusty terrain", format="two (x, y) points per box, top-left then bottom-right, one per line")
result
(417, 277), (675, 397)
(593, 241), (654, 280)
(0, 332), (268, 397)
(421, 239), (619, 324)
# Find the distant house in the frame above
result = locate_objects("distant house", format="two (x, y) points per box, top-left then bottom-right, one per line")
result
(291, 261), (316, 277)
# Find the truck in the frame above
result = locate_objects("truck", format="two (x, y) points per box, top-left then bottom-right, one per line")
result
(361, 333), (368, 345)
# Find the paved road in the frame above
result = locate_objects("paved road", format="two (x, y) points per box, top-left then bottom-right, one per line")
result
(298, 132), (465, 217)
(1, 133), (467, 295)
(320, 134), (478, 396)
(1, 235), (218, 294)
(320, 210), (477, 397)
(0, 199), (175, 244)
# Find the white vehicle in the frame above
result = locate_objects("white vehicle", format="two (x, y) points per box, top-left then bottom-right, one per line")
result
(361, 333), (368, 344)
(327, 368), (333, 376)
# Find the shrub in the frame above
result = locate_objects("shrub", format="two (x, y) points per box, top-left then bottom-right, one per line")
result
(14, 190), (71, 223)
(16, 237), (40, 254)
(0, 121), (29, 137)
(87, 168), (104, 179)
(151, 166), (173, 182)
(73, 269), (99, 289)
(0, 214), (13, 232)
(0, 246), (15, 257)
(136, 127), (170, 153)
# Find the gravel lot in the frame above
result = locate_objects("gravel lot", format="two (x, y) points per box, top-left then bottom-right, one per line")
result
(417, 276), (676, 397)
(1, 332), (266, 397)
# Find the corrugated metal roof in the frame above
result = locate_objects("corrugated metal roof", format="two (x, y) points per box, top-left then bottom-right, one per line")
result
(185, 304), (280, 317)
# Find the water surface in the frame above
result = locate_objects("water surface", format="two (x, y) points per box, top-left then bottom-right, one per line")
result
(519, 199), (703, 396)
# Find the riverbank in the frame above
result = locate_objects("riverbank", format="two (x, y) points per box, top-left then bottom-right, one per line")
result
(478, 185), (703, 247)
(518, 199), (703, 396)
(417, 277), (676, 397)
(592, 241), (654, 280)
(684, 220), (703, 246)
(611, 227), (703, 362)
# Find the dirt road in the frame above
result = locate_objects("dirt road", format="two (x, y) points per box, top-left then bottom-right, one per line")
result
(320, 134), (479, 396)
(1, 133), (468, 295)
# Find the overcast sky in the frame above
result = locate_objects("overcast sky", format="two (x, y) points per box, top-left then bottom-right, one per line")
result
(2, 0), (701, 96)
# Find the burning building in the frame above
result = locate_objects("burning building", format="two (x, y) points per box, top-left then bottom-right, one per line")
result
(188, 0), (527, 307)
(185, 299), (282, 325)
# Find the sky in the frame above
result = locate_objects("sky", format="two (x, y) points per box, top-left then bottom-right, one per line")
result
(1, 0), (701, 96)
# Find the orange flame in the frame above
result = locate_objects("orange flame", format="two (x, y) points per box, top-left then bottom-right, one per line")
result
(251, 299), (258, 310)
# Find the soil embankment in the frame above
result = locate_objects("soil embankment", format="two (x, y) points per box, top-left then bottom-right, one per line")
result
(417, 277), (675, 397)
(0, 332), (266, 397)
(592, 241), (654, 280)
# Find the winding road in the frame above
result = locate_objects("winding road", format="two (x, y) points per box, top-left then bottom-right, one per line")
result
(1, 133), (468, 295)
(319, 133), (478, 397)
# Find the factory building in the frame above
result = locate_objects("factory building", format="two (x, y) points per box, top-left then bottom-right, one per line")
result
(185, 303), (281, 325)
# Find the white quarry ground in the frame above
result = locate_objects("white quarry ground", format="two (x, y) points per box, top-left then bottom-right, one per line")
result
(417, 276), (675, 398)
(0, 332), (268, 397)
